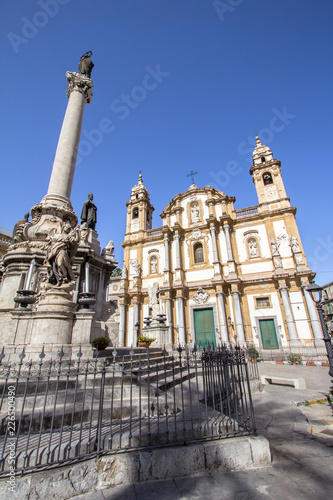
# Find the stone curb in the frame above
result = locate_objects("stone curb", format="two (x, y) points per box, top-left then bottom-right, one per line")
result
(0, 435), (271, 500)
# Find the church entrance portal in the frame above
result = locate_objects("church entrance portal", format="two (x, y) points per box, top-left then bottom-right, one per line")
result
(259, 319), (279, 349)
(194, 308), (216, 348)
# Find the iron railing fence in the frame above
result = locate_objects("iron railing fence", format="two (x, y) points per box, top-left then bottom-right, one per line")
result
(0, 345), (256, 478)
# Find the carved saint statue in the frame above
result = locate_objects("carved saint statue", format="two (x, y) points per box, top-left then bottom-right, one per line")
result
(130, 259), (141, 277)
(270, 237), (280, 256)
(150, 256), (158, 274)
(44, 221), (79, 285)
(248, 238), (259, 257)
(12, 212), (29, 243)
(121, 265), (128, 279)
(81, 193), (97, 230)
(148, 282), (160, 306)
(290, 235), (300, 254)
(148, 282), (161, 318)
(191, 203), (200, 223)
(78, 51), (94, 79)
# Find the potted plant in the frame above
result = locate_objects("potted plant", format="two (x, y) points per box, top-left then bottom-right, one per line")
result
(92, 336), (110, 350)
(306, 359), (315, 366)
(248, 345), (259, 362)
(137, 335), (155, 348)
(287, 353), (302, 365)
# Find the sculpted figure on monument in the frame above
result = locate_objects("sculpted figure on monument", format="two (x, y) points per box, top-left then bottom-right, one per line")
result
(78, 51), (94, 78)
(248, 238), (259, 257)
(270, 237), (280, 256)
(191, 203), (200, 223)
(148, 282), (161, 318)
(290, 235), (300, 253)
(12, 212), (29, 243)
(121, 265), (128, 279)
(81, 193), (97, 230)
(148, 282), (160, 306)
(44, 221), (79, 286)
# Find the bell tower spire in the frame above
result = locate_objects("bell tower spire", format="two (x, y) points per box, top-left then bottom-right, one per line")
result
(125, 173), (154, 236)
(250, 135), (290, 211)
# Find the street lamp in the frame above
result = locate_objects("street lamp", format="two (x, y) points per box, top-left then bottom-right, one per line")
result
(306, 282), (333, 378)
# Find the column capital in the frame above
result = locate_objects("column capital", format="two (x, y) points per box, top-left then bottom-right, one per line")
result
(66, 72), (93, 104)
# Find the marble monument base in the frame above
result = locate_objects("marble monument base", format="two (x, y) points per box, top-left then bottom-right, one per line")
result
(5, 287), (95, 361)
(142, 325), (171, 348)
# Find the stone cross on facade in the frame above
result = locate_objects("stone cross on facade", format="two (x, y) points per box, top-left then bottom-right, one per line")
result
(187, 170), (198, 184)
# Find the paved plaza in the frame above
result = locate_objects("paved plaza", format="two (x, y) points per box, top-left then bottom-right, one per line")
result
(70, 362), (333, 499)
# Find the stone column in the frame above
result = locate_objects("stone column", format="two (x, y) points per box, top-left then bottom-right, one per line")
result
(119, 302), (126, 347)
(280, 286), (298, 345)
(210, 227), (219, 263)
(224, 224), (234, 261)
(176, 296), (185, 344)
(302, 286), (323, 343)
(165, 297), (173, 344)
(174, 234), (181, 269)
(132, 301), (139, 347)
(164, 235), (170, 271)
(43, 72), (93, 209)
(232, 291), (245, 342)
(216, 292), (228, 343)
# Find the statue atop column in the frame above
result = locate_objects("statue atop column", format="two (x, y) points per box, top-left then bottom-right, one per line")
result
(81, 193), (97, 230)
(78, 51), (94, 79)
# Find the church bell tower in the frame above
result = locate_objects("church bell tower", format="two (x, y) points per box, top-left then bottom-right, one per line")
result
(125, 174), (154, 236)
(250, 135), (290, 211)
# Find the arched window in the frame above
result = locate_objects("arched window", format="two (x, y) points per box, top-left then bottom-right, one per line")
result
(263, 172), (273, 185)
(261, 157), (266, 163)
(132, 207), (138, 219)
(194, 242), (204, 263)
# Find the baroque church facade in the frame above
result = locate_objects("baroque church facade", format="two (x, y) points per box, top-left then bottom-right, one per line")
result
(109, 136), (322, 351)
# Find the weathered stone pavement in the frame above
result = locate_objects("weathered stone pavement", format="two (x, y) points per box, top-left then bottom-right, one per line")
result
(70, 363), (333, 499)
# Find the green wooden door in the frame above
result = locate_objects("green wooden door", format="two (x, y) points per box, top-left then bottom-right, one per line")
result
(194, 308), (216, 348)
(259, 319), (279, 349)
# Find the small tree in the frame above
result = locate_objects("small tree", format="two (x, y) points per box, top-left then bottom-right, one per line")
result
(111, 267), (121, 277)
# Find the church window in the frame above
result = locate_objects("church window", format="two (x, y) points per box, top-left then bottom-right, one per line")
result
(261, 157), (266, 163)
(132, 207), (138, 219)
(256, 297), (271, 308)
(194, 242), (204, 263)
(263, 172), (273, 185)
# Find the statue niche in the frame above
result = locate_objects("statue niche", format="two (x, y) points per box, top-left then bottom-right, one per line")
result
(190, 202), (200, 223)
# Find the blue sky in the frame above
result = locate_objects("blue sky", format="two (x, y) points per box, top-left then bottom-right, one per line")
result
(1, 0), (332, 285)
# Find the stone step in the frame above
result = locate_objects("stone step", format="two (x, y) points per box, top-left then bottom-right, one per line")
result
(1, 395), (179, 437)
